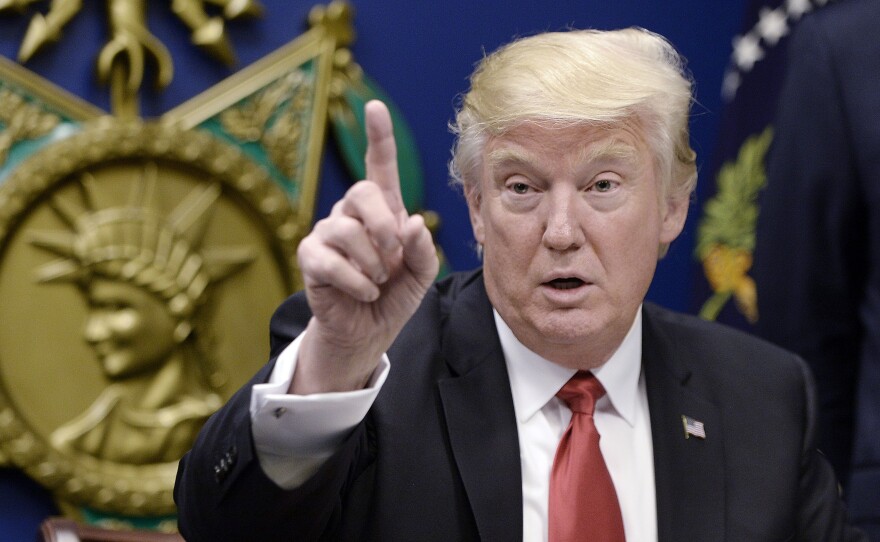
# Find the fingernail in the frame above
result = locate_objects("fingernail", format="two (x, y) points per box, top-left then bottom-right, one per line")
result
(374, 271), (388, 284)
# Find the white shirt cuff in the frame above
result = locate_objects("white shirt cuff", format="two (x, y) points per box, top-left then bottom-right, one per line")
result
(250, 332), (389, 489)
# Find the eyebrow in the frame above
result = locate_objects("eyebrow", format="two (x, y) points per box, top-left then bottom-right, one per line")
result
(575, 138), (641, 165)
(486, 147), (539, 170)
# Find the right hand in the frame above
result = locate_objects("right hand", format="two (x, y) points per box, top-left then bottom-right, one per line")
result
(292, 100), (439, 394)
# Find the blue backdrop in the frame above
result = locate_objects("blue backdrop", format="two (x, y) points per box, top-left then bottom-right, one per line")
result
(0, 1), (743, 538)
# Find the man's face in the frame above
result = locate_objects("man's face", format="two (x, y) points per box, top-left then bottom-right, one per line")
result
(467, 122), (688, 369)
(83, 278), (178, 379)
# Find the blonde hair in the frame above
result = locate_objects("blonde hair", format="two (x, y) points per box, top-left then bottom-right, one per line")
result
(449, 28), (697, 203)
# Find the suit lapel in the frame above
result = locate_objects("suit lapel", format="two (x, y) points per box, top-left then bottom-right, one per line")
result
(643, 304), (726, 541)
(433, 283), (730, 541)
(438, 275), (523, 541)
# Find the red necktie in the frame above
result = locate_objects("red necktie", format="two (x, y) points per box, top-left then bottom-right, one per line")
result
(549, 371), (626, 541)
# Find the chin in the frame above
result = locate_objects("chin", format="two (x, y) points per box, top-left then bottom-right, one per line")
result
(532, 310), (605, 343)
(101, 359), (130, 379)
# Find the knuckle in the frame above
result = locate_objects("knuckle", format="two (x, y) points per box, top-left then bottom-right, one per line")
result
(367, 213), (397, 236)
(334, 216), (363, 238)
(309, 254), (338, 281)
(296, 242), (320, 274)
(330, 200), (346, 215)
(347, 180), (377, 199)
(312, 215), (359, 240)
(311, 216), (334, 235)
(296, 236), (316, 259)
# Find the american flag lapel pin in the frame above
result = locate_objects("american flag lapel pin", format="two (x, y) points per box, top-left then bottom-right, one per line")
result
(681, 415), (706, 440)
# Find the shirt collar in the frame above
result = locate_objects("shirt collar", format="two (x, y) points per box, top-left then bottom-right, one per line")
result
(495, 307), (643, 427)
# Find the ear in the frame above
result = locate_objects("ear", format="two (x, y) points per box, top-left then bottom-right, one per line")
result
(659, 194), (689, 244)
(465, 183), (485, 244)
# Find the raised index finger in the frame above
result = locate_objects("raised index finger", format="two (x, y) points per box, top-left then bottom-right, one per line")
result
(364, 100), (405, 217)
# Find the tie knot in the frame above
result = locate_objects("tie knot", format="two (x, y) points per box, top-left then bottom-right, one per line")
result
(557, 371), (606, 415)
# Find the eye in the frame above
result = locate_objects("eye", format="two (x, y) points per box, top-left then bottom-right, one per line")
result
(510, 182), (531, 195)
(594, 179), (614, 192)
(98, 301), (129, 312)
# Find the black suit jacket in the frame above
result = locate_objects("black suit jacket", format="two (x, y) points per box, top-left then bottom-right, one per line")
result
(176, 270), (863, 541)
(754, 1), (880, 538)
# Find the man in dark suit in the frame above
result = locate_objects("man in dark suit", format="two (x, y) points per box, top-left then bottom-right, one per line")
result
(175, 28), (865, 541)
(754, 0), (880, 538)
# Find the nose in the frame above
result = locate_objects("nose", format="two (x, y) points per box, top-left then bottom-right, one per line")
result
(83, 312), (111, 344)
(542, 190), (585, 251)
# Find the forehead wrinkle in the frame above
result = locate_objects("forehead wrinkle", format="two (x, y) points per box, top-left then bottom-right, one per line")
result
(484, 127), (650, 181)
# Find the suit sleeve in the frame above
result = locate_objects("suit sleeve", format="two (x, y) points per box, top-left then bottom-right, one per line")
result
(174, 294), (377, 541)
(753, 13), (865, 480)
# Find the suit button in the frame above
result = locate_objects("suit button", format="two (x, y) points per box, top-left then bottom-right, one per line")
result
(214, 463), (228, 483)
(213, 446), (238, 483)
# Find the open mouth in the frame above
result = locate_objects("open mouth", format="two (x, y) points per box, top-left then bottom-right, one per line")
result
(545, 278), (585, 290)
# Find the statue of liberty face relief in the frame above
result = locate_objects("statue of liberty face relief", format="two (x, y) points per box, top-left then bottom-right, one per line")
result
(84, 278), (179, 380)
(30, 169), (254, 464)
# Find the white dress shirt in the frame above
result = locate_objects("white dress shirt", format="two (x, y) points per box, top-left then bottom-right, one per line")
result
(251, 308), (657, 541)
(495, 309), (657, 542)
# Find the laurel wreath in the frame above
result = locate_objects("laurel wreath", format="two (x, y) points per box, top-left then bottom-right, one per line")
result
(695, 126), (773, 323)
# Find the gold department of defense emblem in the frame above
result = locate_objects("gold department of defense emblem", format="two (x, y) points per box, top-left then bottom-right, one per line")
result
(0, 0), (380, 527)
(0, 118), (300, 516)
